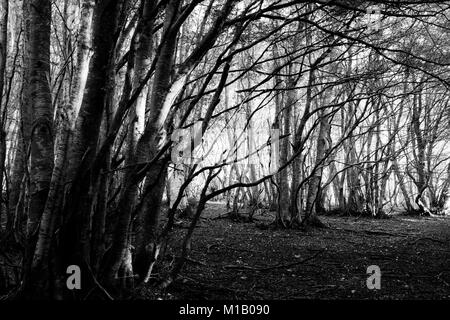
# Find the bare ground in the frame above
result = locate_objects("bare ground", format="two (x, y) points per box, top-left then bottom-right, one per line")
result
(2, 203), (449, 300)
(159, 204), (450, 300)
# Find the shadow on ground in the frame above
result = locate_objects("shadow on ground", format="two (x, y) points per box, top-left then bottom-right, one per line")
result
(163, 204), (450, 299)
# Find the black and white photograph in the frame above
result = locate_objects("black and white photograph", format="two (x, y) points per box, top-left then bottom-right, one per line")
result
(0, 0), (449, 309)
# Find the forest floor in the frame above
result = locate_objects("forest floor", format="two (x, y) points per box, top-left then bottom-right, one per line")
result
(158, 203), (450, 300)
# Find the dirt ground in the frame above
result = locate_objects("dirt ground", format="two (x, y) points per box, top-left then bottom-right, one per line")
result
(162, 203), (450, 300)
(2, 203), (449, 300)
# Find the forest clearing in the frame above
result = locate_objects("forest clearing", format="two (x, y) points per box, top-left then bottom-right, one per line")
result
(135, 204), (450, 300)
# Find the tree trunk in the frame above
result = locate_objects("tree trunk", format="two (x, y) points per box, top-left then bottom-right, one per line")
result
(110, 0), (181, 283)
(303, 108), (330, 228)
(60, 0), (123, 288)
(277, 75), (294, 226)
(69, 0), (94, 128)
(0, 0), (8, 230)
(21, 0), (54, 297)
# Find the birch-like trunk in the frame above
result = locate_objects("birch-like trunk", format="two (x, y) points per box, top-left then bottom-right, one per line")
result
(107, 0), (234, 283)
(411, 86), (430, 214)
(27, 0), (53, 239)
(304, 109), (330, 228)
(59, 0), (123, 284)
(31, 0), (95, 276)
(69, 0), (94, 128)
(0, 0), (8, 231)
(21, 0), (54, 297)
(110, 0), (181, 283)
(276, 75), (294, 226)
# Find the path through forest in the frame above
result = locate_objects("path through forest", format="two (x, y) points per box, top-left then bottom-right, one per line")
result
(152, 204), (450, 300)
